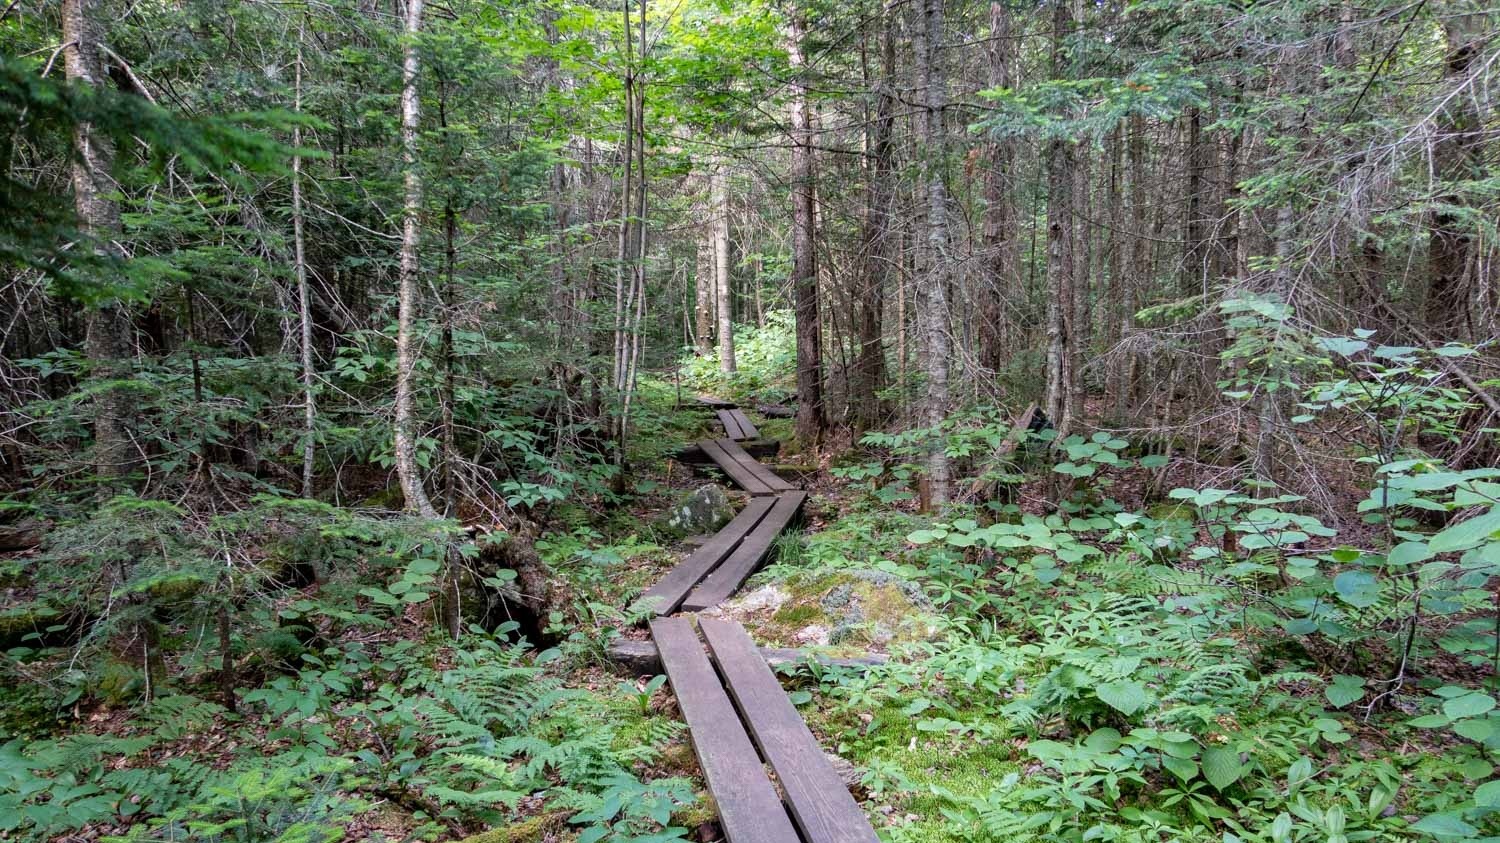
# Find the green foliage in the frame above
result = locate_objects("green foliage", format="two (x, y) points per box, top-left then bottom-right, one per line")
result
(1, 637), (693, 843)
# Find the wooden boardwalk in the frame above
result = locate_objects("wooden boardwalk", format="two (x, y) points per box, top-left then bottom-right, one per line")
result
(697, 437), (796, 495)
(636, 400), (879, 843)
(716, 407), (760, 441)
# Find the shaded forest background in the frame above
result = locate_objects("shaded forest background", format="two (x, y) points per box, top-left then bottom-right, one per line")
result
(2, 0), (1500, 840)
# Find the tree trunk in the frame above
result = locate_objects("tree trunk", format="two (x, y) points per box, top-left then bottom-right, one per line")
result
(292, 21), (316, 499)
(694, 215), (713, 355)
(912, 0), (952, 506)
(851, 13), (895, 433)
(1043, 0), (1076, 435)
(395, 0), (437, 518)
(1426, 13), (1485, 340)
(787, 12), (824, 446)
(63, 0), (134, 488)
(978, 1), (1017, 379)
(713, 163), (736, 373)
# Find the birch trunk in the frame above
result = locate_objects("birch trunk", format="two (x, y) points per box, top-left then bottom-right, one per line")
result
(713, 163), (735, 373)
(395, 0), (437, 517)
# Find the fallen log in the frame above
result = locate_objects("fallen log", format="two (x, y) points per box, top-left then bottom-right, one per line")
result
(606, 636), (888, 676)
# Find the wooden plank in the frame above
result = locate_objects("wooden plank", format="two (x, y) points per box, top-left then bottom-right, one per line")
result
(699, 438), (774, 495)
(632, 497), (777, 617)
(695, 395), (738, 410)
(727, 408), (760, 440)
(716, 437), (796, 493)
(717, 409), (748, 440)
(649, 618), (800, 843)
(606, 637), (889, 676)
(674, 439), (781, 465)
(701, 619), (880, 843)
(683, 492), (807, 612)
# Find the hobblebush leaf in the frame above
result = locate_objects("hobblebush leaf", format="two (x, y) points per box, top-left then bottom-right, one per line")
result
(1431, 509), (1500, 554)
(1411, 813), (1478, 838)
(1324, 675), (1365, 708)
(1443, 693), (1496, 720)
(1096, 680), (1148, 716)
(1473, 779), (1500, 807)
(1201, 746), (1245, 790)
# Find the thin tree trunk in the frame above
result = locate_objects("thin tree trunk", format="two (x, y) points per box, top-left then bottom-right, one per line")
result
(787, 12), (824, 446)
(694, 211), (713, 355)
(63, 0), (133, 488)
(395, 0), (437, 517)
(912, 0), (952, 506)
(1043, 0), (1075, 435)
(713, 163), (735, 373)
(852, 13), (895, 433)
(292, 21), (316, 499)
(979, 0), (1016, 378)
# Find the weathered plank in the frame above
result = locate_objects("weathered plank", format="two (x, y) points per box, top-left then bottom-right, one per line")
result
(727, 408), (760, 440)
(716, 437), (796, 493)
(698, 438), (775, 495)
(605, 637), (889, 676)
(682, 492), (807, 612)
(716, 409), (750, 440)
(694, 395), (738, 410)
(632, 497), (777, 617)
(701, 618), (880, 843)
(674, 438), (781, 465)
(649, 617), (800, 843)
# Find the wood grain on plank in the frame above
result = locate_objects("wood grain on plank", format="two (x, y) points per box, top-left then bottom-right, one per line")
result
(633, 497), (777, 617)
(716, 437), (795, 492)
(683, 492), (807, 611)
(699, 438), (774, 494)
(649, 618), (800, 843)
(716, 409), (748, 439)
(701, 618), (880, 843)
(729, 408), (760, 440)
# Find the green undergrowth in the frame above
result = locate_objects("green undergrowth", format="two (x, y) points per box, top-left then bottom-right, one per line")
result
(765, 423), (1500, 842)
(1, 632), (697, 842)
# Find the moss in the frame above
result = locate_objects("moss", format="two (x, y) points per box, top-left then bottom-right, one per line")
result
(671, 794), (718, 829)
(772, 603), (825, 627)
(454, 812), (566, 843)
(1147, 503), (1195, 522)
(840, 702), (1021, 842)
(0, 604), (60, 649)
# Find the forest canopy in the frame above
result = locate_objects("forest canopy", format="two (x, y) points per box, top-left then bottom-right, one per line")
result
(2, 0), (1499, 841)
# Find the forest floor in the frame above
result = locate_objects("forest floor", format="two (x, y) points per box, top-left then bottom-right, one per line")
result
(6, 377), (1494, 843)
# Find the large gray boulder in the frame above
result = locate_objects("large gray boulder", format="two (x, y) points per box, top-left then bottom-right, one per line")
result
(657, 484), (735, 536)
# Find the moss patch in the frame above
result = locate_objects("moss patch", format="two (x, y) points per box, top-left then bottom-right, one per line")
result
(455, 812), (567, 843)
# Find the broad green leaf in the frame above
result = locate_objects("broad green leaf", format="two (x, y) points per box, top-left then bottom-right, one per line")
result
(1324, 675), (1365, 708)
(1431, 509), (1500, 554)
(1474, 780), (1500, 807)
(1443, 693), (1496, 720)
(1410, 813), (1477, 838)
(1387, 541), (1433, 567)
(1097, 680), (1149, 716)
(1201, 746), (1245, 790)
(1332, 570), (1381, 607)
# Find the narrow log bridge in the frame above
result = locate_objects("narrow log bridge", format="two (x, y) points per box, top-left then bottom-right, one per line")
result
(634, 400), (879, 843)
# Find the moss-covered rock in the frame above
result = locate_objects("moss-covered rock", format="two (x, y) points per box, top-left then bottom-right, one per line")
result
(655, 484), (735, 537)
(748, 568), (937, 651)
